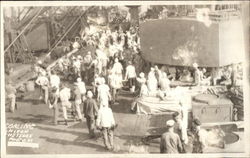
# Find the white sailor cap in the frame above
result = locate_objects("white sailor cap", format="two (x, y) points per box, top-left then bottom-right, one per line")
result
(193, 63), (198, 68)
(166, 120), (175, 127)
(37, 60), (42, 64)
(139, 72), (145, 78)
(77, 77), (82, 82)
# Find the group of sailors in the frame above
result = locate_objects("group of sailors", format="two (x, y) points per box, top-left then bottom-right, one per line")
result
(160, 112), (207, 154)
(27, 25), (141, 150)
(33, 57), (207, 153)
(183, 62), (241, 87)
(54, 24), (141, 82)
(7, 50), (241, 115)
(34, 66), (117, 150)
(5, 21), (242, 153)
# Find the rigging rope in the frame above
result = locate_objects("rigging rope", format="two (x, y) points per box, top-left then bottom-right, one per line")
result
(45, 6), (93, 58)
(4, 7), (45, 53)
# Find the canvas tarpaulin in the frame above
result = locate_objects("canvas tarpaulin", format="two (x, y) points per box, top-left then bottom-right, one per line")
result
(139, 18), (245, 67)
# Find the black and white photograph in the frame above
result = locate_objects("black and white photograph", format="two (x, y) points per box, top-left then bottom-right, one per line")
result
(1, 1), (249, 157)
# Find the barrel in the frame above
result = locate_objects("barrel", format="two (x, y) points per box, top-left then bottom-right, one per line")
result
(26, 81), (35, 91)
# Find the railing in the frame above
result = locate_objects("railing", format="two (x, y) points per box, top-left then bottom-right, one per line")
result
(151, 8), (241, 23)
(208, 10), (241, 22)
